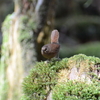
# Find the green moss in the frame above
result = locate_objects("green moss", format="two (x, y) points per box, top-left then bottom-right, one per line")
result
(52, 81), (100, 100)
(18, 15), (31, 42)
(18, 14), (37, 68)
(18, 15), (36, 42)
(22, 54), (100, 100)
(2, 14), (12, 54)
(71, 54), (100, 63)
(22, 59), (68, 100)
(0, 14), (12, 100)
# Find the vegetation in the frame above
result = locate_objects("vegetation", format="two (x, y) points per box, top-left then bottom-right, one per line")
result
(0, 14), (12, 100)
(53, 80), (100, 100)
(22, 54), (100, 100)
(22, 58), (67, 100)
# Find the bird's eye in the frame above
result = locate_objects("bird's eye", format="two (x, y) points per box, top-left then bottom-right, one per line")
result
(42, 47), (47, 51)
(44, 47), (49, 53)
(42, 46), (49, 53)
(44, 47), (47, 51)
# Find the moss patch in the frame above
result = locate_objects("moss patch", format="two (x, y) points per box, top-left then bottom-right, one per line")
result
(52, 81), (100, 100)
(0, 14), (12, 100)
(22, 58), (68, 100)
(22, 54), (100, 100)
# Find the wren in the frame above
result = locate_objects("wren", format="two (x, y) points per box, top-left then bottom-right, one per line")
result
(41, 29), (60, 60)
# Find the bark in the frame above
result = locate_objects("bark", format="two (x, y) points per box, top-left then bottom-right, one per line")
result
(1, 0), (56, 100)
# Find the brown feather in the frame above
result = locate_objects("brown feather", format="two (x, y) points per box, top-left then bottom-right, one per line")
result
(41, 29), (60, 59)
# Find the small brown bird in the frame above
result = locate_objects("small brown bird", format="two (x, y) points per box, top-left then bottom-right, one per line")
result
(41, 29), (60, 59)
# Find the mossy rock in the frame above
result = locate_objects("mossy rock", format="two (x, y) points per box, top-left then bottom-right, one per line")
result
(22, 54), (100, 100)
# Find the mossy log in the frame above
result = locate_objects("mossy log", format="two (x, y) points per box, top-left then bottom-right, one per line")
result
(22, 54), (100, 100)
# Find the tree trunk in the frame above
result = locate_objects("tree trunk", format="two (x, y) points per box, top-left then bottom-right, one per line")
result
(0, 0), (56, 100)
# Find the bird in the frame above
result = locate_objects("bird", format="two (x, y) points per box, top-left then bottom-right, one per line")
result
(41, 29), (60, 60)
